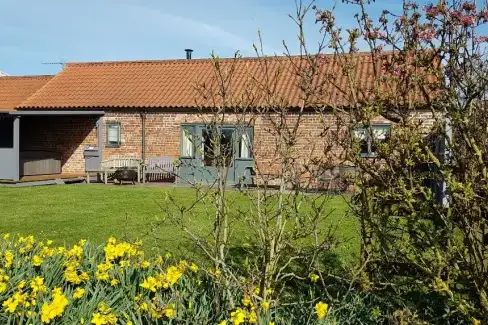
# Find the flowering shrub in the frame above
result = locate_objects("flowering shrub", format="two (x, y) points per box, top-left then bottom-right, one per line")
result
(0, 235), (333, 324)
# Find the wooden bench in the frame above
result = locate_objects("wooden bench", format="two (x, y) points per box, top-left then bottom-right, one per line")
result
(142, 157), (176, 184)
(86, 157), (142, 184)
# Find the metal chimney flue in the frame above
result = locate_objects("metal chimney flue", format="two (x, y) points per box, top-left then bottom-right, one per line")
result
(185, 49), (193, 60)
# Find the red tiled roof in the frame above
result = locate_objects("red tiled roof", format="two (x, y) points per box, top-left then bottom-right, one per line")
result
(17, 53), (400, 110)
(0, 75), (53, 112)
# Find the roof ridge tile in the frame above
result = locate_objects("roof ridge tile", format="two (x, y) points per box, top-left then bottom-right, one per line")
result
(0, 75), (54, 80)
(64, 52), (380, 67)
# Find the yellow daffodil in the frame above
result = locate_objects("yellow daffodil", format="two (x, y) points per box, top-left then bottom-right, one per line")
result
(163, 304), (176, 318)
(230, 308), (246, 325)
(166, 266), (183, 285)
(141, 276), (159, 292)
(90, 312), (105, 325)
(141, 260), (151, 268)
(32, 255), (44, 266)
(3, 296), (19, 313)
(309, 274), (320, 282)
(4, 251), (14, 268)
(315, 301), (328, 320)
(190, 263), (199, 273)
(242, 296), (251, 307)
(41, 288), (68, 323)
(261, 300), (271, 311)
(17, 280), (26, 290)
(31, 276), (47, 295)
(139, 302), (149, 312)
(95, 263), (112, 281)
(248, 311), (258, 324)
(73, 287), (85, 299)
(154, 255), (163, 265)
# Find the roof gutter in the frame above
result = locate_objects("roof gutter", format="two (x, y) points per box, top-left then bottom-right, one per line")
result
(10, 110), (105, 116)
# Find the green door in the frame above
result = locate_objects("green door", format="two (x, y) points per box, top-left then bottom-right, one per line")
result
(178, 124), (254, 186)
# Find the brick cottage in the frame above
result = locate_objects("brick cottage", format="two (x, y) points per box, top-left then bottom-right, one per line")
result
(0, 53), (434, 185)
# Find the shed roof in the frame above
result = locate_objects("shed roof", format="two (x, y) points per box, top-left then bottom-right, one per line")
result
(0, 76), (53, 112)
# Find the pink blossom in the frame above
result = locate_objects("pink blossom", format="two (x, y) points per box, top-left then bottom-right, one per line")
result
(474, 36), (488, 43)
(450, 10), (462, 20)
(460, 15), (476, 26)
(424, 4), (441, 18)
(365, 30), (385, 40)
(392, 65), (401, 76)
(479, 9), (488, 22)
(418, 28), (436, 42)
(374, 44), (384, 53)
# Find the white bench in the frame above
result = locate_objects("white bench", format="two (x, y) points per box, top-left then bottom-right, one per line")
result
(142, 157), (176, 183)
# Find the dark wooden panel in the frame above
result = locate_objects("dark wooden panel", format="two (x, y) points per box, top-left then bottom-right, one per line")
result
(20, 151), (61, 176)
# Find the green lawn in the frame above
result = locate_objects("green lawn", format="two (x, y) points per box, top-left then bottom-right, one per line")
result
(0, 184), (358, 264)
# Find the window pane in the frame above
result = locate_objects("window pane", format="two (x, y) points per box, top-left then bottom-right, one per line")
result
(203, 128), (234, 167)
(372, 126), (389, 140)
(182, 128), (193, 157)
(354, 129), (366, 140)
(370, 125), (390, 154)
(239, 132), (251, 158)
(354, 128), (369, 156)
(107, 124), (120, 145)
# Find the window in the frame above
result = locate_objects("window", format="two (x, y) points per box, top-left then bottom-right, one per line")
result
(181, 126), (195, 158)
(202, 127), (234, 167)
(238, 128), (253, 159)
(354, 125), (391, 157)
(106, 122), (121, 147)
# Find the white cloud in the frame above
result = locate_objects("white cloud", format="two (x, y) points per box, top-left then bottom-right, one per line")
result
(119, 3), (281, 56)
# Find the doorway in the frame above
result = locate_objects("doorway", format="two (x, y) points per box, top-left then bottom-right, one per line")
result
(178, 124), (254, 185)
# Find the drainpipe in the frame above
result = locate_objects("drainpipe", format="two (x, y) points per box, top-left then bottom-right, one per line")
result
(140, 111), (146, 161)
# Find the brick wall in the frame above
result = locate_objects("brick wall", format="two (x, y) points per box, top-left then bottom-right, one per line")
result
(101, 111), (343, 180)
(20, 116), (98, 173)
(102, 113), (142, 159)
(19, 110), (433, 177)
(102, 110), (435, 176)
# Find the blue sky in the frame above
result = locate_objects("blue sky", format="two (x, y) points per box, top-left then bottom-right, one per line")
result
(0, 0), (403, 75)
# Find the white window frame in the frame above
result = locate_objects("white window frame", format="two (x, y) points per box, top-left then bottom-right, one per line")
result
(354, 124), (391, 157)
(181, 125), (195, 158)
(106, 122), (121, 148)
(239, 131), (252, 159)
